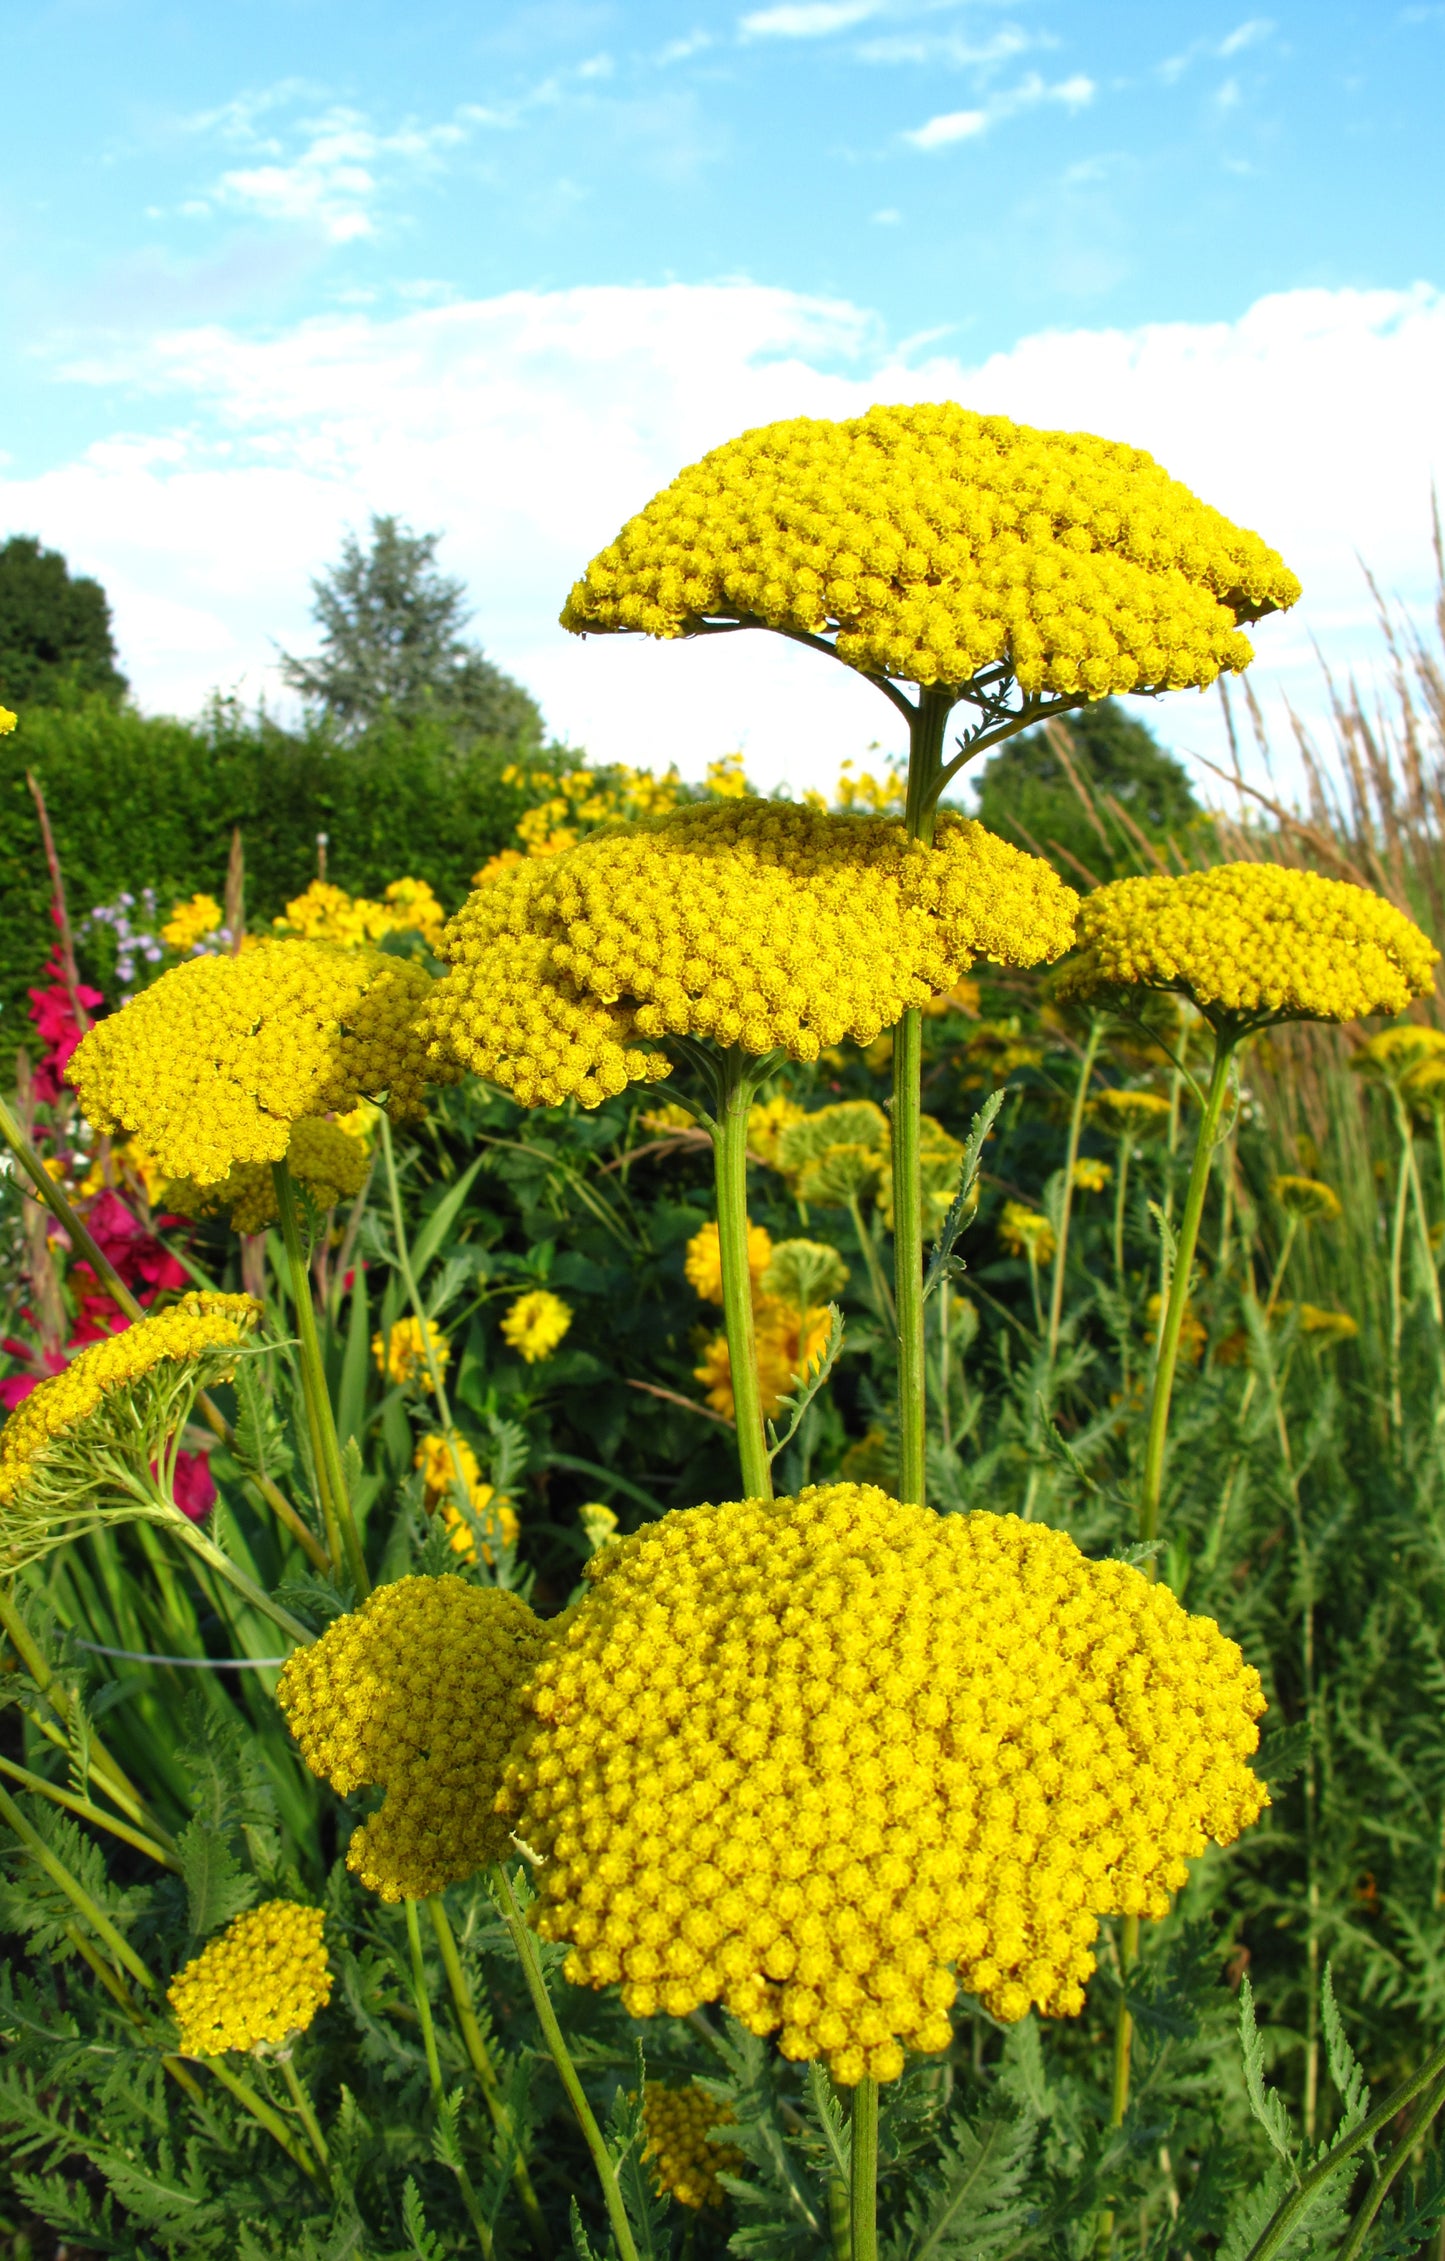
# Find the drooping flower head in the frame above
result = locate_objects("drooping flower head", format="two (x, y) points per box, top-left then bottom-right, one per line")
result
(277, 1574), (551, 1901)
(641, 2083), (744, 2210)
(163, 1116), (371, 1236)
(1061, 864), (1438, 1031)
(168, 1901), (332, 2056)
(68, 940), (456, 1188)
(1091, 1088), (1172, 1140)
(425, 800), (1076, 1109)
(499, 1484), (1267, 2086)
(0, 1294), (261, 1568)
(501, 1289), (574, 1364)
(561, 404), (1300, 701)
(1271, 1174), (1342, 1224)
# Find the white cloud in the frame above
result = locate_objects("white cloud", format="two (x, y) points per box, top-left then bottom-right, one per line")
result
(739, 2), (880, 38)
(906, 71), (1094, 148)
(1160, 18), (1274, 82)
(1218, 18), (1274, 56)
(8, 278), (1444, 806)
(858, 26), (1038, 67)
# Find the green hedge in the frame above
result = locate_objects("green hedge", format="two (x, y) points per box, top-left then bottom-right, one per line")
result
(1, 693), (561, 1058)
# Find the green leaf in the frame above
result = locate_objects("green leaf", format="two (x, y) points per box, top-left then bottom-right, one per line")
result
(411, 1154), (487, 1278)
(889, 2098), (1037, 2261)
(176, 1817), (258, 1941)
(1239, 1977), (1297, 2168)
(400, 2175), (447, 2261)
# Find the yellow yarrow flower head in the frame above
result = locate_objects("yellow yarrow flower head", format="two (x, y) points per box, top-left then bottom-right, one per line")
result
(641, 2083), (744, 2209)
(501, 1289), (573, 1364)
(161, 893), (226, 952)
(0, 706), (16, 734)
(164, 1116), (371, 1236)
(0, 1293), (261, 1568)
(561, 403), (1299, 700)
(500, 1486), (1266, 2086)
(1061, 864), (1438, 1030)
(374, 1316), (450, 1392)
(1091, 1088), (1172, 1139)
(278, 1574), (551, 1901)
(414, 1433), (520, 1563)
(1285, 1303), (1359, 1344)
(1271, 1173), (1342, 1224)
(168, 1901), (331, 2057)
(273, 876), (447, 954)
(423, 800), (1076, 1108)
(761, 1239), (849, 1309)
(1071, 1156), (1112, 1193)
(999, 1202), (1056, 1264)
(68, 940), (456, 1187)
(685, 1219), (774, 1306)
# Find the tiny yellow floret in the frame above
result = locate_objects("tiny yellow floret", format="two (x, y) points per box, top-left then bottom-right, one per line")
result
(1062, 864), (1438, 1027)
(278, 1575), (551, 1901)
(168, 1901), (332, 2056)
(500, 1485), (1266, 2085)
(165, 1116), (370, 1235)
(561, 403), (1299, 699)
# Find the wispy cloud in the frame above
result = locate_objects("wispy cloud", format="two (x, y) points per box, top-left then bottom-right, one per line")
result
(1159, 19), (1274, 84)
(739, 1), (881, 39)
(213, 106), (469, 242)
(656, 31), (713, 63)
(905, 71), (1095, 150)
(857, 25), (1039, 68)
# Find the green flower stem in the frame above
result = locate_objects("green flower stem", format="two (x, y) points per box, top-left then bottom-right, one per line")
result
(1138, 1029), (1236, 1551)
(377, 1114), (484, 1547)
(0, 1093), (329, 1573)
(406, 1900), (496, 2261)
(1245, 2033), (1445, 2261)
(63, 1923), (209, 2107)
(492, 1861), (641, 2261)
(167, 1506), (314, 1647)
(0, 1752), (180, 1870)
(892, 1008), (928, 1505)
(1047, 1017), (1105, 1358)
(1335, 2066), (1445, 2261)
(846, 1192), (896, 1328)
(272, 1158), (369, 1595)
(0, 1582), (160, 1837)
(428, 1897), (552, 2255)
(280, 2053), (331, 2171)
(1112, 1135), (1133, 1299)
(849, 2076), (880, 2261)
(0, 1776), (155, 1993)
(205, 2057), (327, 2181)
(711, 1053), (773, 1500)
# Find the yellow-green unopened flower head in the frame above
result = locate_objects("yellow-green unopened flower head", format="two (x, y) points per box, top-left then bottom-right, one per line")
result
(1061, 863), (1438, 1029)
(278, 1575), (551, 1901)
(641, 2083), (744, 2210)
(0, 1294), (260, 1568)
(561, 403), (1300, 699)
(501, 1289), (573, 1363)
(168, 1902), (332, 2056)
(425, 800), (1076, 1108)
(500, 1484), (1267, 2087)
(164, 1115), (371, 1235)
(68, 939), (457, 1187)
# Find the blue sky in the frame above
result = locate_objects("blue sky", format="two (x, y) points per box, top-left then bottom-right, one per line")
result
(3, 0), (1443, 793)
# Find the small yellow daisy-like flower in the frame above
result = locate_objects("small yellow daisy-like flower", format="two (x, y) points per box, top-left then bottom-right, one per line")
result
(501, 1289), (573, 1364)
(1071, 1156), (1112, 1193)
(168, 1901), (332, 2057)
(641, 2083), (744, 2209)
(164, 1116), (371, 1236)
(561, 403), (1299, 700)
(424, 800), (1076, 1109)
(69, 940), (456, 1187)
(1271, 1174), (1342, 1224)
(1062, 864), (1438, 1029)
(500, 1486), (1267, 2086)
(685, 1219), (774, 1307)
(374, 1316), (450, 1391)
(278, 1574), (551, 1901)
(998, 1202), (1056, 1263)
(413, 1431), (520, 1562)
(0, 706), (16, 735)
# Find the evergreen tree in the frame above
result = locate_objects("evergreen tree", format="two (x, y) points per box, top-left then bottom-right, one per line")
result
(278, 513), (542, 746)
(973, 698), (1203, 881)
(0, 534), (128, 708)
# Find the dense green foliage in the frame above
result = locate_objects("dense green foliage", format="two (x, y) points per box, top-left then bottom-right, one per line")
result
(0, 536), (127, 711)
(279, 514), (544, 748)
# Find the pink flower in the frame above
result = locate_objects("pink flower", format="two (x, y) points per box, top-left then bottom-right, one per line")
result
(165, 1448), (216, 1522)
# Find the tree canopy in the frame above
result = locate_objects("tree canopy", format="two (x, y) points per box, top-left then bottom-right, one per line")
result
(0, 534), (128, 708)
(278, 513), (543, 747)
(973, 698), (1202, 882)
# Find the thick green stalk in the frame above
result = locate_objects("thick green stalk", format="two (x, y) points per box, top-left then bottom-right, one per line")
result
(1335, 2066), (1445, 2261)
(281, 2054), (331, 2172)
(428, 1896), (551, 2254)
(712, 1058), (772, 1500)
(407, 1900), (495, 2261)
(849, 2077), (879, 2261)
(1138, 1030), (1235, 1550)
(1245, 2033), (1445, 2261)
(492, 1863), (640, 2261)
(272, 1159), (369, 1593)
(892, 1009), (928, 1504)
(1047, 1017), (1104, 1357)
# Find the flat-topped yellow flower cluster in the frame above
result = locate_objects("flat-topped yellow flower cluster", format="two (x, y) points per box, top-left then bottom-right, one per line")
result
(0, 1294), (260, 1512)
(424, 799), (1076, 1108)
(641, 2082), (743, 2209)
(163, 1115), (370, 1235)
(278, 1575), (549, 1902)
(1063, 863), (1438, 1026)
(562, 403), (1300, 698)
(168, 1901), (332, 2056)
(69, 940), (453, 1185)
(498, 1485), (1266, 2085)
